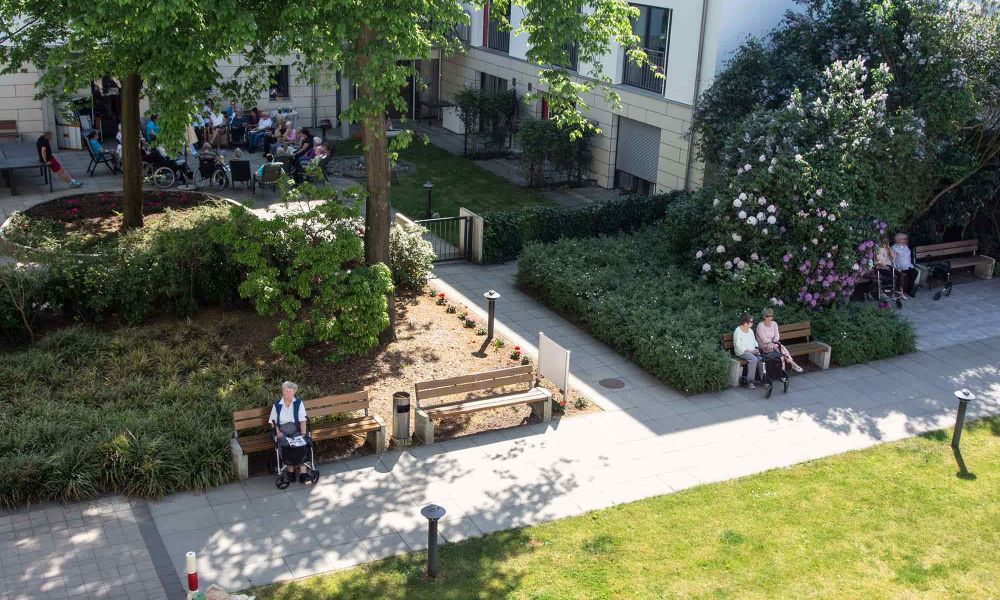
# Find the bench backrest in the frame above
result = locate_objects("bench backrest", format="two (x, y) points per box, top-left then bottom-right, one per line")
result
(0, 120), (17, 141)
(415, 365), (534, 408)
(915, 239), (978, 260)
(721, 321), (812, 351)
(232, 390), (370, 432)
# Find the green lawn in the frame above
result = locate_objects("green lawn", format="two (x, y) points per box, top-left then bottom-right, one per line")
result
(362, 140), (555, 219)
(254, 417), (1000, 599)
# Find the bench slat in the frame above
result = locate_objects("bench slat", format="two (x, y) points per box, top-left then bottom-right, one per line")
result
(312, 417), (380, 441)
(415, 365), (533, 393)
(305, 391), (368, 409)
(309, 403), (368, 419)
(915, 239), (978, 256)
(721, 321), (812, 349)
(934, 256), (992, 268)
(416, 372), (534, 402)
(423, 388), (551, 419)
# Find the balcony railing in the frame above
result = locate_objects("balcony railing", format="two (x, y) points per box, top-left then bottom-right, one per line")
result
(487, 19), (510, 52)
(452, 21), (470, 44)
(622, 48), (665, 94)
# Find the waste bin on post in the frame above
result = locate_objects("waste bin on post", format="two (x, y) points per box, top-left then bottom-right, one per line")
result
(393, 391), (411, 447)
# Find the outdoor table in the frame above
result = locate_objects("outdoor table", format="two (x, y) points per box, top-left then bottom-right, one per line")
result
(420, 99), (455, 126)
(0, 144), (51, 196)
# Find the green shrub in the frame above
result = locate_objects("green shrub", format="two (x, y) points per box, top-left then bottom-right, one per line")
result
(390, 221), (435, 290)
(482, 192), (681, 264)
(0, 322), (292, 507)
(517, 227), (916, 393)
(18, 203), (242, 324)
(810, 305), (917, 366)
(0, 264), (52, 343)
(518, 118), (595, 187)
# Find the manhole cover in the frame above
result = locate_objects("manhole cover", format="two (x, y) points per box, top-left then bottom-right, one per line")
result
(598, 378), (625, 390)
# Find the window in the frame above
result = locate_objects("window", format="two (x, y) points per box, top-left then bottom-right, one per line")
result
(615, 170), (654, 196)
(480, 73), (508, 94)
(269, 65), (290, 100)
(622, 5), (671, 94)
(484, 0), (511, 52)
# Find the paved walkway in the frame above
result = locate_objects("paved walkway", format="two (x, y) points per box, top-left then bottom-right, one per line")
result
(2, 262), (999, 597)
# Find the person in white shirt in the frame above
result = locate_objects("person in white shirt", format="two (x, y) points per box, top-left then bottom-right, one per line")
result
(892, 232), (918, 299)
(269, 381), (311, 482)
(733, 314), (763, 388)
(249, 111), (274, 152)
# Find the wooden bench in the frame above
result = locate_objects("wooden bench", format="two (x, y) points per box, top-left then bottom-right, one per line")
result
(915, 239), (994, 283)
(0, 120), (18, 142)
(230, 391), (385, 480)
(414, 365), (552, 445)
(721, 321), (831, 387)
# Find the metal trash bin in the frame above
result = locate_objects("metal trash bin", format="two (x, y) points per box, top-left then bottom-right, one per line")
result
(393, 391), (411, 447)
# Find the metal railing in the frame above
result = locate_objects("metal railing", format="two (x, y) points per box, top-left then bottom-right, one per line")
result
(565, 44), (579, 71)
(487, 20), (510, 52)
(622, 48), (665, 94)
(452, 21), (470, 44)
(414, 216), (472, 262)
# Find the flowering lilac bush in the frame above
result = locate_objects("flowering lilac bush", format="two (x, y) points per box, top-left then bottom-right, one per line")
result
(695, 60), (921, 306)
(694, 0), (1000, 220)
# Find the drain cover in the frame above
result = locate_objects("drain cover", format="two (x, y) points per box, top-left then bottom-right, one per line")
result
(598, 378), (625, 389)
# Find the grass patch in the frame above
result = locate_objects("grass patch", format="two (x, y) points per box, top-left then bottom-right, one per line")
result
(0, 321), (294, 506)
(386, 141), (555, 219)
(255, 416), (1000, 599)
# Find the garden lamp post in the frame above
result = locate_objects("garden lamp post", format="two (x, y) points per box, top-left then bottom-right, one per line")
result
(483, 290), (501, 340)
(951, 389), (975, 477)
(423, 180), (434, 218)
(421, 504), (447, 578)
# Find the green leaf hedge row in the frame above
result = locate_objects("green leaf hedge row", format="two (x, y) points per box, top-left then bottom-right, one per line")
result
(516, 227), (916, 394)
(481, 191), (681, 264)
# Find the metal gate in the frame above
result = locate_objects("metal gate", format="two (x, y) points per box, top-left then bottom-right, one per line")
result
(414, 216), (472, 262)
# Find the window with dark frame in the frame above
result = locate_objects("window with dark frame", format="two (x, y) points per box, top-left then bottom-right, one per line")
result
(480, 72), (508, 94)
(622, 4), (671, 94)
(269, 65), (290, 100)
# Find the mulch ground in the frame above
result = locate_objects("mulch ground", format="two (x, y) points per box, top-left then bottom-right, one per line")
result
(22, 190), (219, 237)
(208, 292), (600, 469)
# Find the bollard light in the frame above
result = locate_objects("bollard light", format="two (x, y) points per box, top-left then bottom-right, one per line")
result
(952, 389), (976, 478)
(483, 290), (501, 340)
(423, 181), (434, 219)
(185, 551), (199, 599)
(421, 504), (447, 578)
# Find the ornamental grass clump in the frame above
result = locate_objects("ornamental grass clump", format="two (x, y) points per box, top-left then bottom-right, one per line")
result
(0, 322), (295, 507)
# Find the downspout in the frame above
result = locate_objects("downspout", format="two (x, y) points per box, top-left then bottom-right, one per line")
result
(683, 0), (710, 192)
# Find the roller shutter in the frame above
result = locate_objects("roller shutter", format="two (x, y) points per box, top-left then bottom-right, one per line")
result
(615, 116), (660, 182)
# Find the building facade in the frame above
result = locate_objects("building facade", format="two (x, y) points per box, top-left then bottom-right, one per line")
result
(439, 0), (797, 193)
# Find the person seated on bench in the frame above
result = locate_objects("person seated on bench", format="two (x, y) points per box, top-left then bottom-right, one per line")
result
(892, 233), (918, 299)
(269, 381), (312, 484)
(733, 314), (763, 389)
(756, 308), (804, 373)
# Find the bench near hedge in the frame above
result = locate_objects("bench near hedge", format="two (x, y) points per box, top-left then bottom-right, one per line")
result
(915, 239), (995, 282)
(230, 391), (385, 480)
(721, 321), (831, 387)
(414, 365), (552, 445)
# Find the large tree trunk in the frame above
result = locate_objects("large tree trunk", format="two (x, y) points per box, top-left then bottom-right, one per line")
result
(358, 26), (395, 342)
(120, 72), (143, 230)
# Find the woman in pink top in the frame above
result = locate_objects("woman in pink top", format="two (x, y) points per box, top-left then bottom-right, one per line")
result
(755, 308), (804, 372)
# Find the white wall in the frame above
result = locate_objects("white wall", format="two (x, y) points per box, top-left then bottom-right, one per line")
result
(702, 0), (799, 86)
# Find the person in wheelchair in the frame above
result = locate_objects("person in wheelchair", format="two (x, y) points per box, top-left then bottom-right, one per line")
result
(269, 381), (313, 484)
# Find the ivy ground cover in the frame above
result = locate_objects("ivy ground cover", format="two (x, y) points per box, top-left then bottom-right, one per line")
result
(255, 417), (1000, 599)
(516, 227), (914, 394)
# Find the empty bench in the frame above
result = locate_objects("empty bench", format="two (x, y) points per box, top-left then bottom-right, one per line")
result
(414, 365), (552, 445)
(0, 120), (17, 142)
(230, 390), (385, 480)
(721, 321), (831, 387)
(915, 239), (994, 283)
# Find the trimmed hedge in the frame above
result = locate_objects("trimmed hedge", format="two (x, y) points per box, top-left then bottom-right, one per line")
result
(517, 227), (916, 394)
(481, 192), (681, 264)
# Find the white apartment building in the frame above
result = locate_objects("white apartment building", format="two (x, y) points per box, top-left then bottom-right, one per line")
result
(2, 0), (795, 195)
(440, 0), (797, 193)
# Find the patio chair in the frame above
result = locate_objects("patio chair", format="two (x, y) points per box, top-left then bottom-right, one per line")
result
(229, 159), (253, 192)
(86, 141), (118, 176)
(255, 163), (284, 195)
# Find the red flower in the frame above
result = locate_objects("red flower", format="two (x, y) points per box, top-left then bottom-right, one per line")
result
(438, 293), (445, 299)
(514, 346), (520, 351)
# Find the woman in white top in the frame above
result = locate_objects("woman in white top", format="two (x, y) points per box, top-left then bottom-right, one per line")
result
(892, 232), (918, 298)
(269, 381), (311, 482)
(732, 313), (763, 388)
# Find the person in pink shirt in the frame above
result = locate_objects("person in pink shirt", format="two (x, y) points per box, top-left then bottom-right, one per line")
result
(755, 308), (804, 373)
